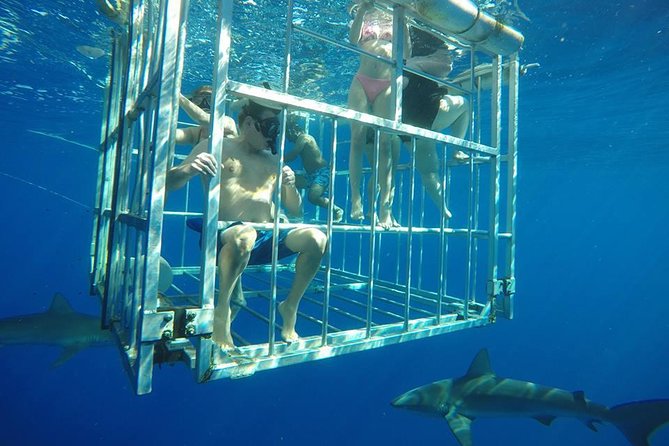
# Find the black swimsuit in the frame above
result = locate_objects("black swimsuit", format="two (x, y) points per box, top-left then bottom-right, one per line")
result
(402, 28), (449, 134)
(403, 73), (447, 130)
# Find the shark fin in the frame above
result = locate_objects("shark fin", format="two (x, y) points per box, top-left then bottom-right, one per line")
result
(445, 412), (473, 446)
(585, 420), (600, 432)
(609, 400), (669, 446)
(534, 416), (556, 426)
(51, 345), (86, 367)
(49, 293), (75, 315)
(573, 390), (587, 406)
(465, 349), (493, 377)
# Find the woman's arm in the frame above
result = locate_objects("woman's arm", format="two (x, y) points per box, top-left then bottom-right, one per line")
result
(348, 1), (374, 44)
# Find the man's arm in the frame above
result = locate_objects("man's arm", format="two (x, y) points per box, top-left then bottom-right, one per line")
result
(280, 165), (303, 218)
(179, 94), (210, 126)
(179, 93), (238, 138)
(166, 141), (217, 192)
(286, 133), (322, 163)
(175, 126), (199, 146)
(283, 137), (304, 162)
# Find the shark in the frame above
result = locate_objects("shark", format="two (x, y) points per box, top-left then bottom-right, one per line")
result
(391, 349), (669, 446)
(0, 293), (113, 367)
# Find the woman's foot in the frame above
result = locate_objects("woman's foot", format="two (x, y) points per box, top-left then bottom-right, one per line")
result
(442, 204), (453, 219)
(378, 203), (400, 229)
(350, 197), (364, 221)
(452, 150), (469, 164)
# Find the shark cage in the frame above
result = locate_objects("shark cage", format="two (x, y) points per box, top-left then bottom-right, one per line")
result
(90, 0), (523, 395)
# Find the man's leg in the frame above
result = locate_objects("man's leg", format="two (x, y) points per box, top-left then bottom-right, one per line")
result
(308, 184), (343, 223)
(307, 183), (328, 208)
(213, 224), (257, 349)
(278, 227), (327, 342)
(230, 278), (246, 321)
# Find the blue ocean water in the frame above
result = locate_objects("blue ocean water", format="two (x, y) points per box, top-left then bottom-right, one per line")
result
(0, 1), (668, 445)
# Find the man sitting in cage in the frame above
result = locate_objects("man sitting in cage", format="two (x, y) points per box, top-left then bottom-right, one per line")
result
(166, 100), (328, 350)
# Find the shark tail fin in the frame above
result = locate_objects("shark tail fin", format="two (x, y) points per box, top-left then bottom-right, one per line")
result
(609, 399), (669, 446)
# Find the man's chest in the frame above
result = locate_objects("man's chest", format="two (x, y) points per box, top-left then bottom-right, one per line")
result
(220, 153), (276, 188)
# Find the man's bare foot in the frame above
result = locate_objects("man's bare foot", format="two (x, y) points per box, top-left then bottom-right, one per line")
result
(350, 197), (364, 221)
(212, 307), (235, 350)
(452, 150), (469, 164)
(278, 300), (299, 343)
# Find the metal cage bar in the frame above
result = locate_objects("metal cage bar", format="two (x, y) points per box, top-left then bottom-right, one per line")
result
(193, 0), (233, 383)
(485, 55), (502, 322)
(503, 53), (519, 319)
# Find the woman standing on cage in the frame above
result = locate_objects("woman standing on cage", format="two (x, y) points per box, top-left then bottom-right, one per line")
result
(346, 0), (409, 228)
(402, 27), (470, 219)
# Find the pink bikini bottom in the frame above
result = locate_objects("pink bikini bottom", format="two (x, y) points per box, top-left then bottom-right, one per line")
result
(355, 73), (392, 103)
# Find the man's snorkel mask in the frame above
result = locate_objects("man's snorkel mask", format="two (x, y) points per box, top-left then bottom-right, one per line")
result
(247, 82), (282, 154)
(189, 85), (213, 112)
(255, 115), (280, 154)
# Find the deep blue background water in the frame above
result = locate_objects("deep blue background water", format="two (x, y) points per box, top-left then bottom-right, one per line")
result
(1, 1), (668, 445)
